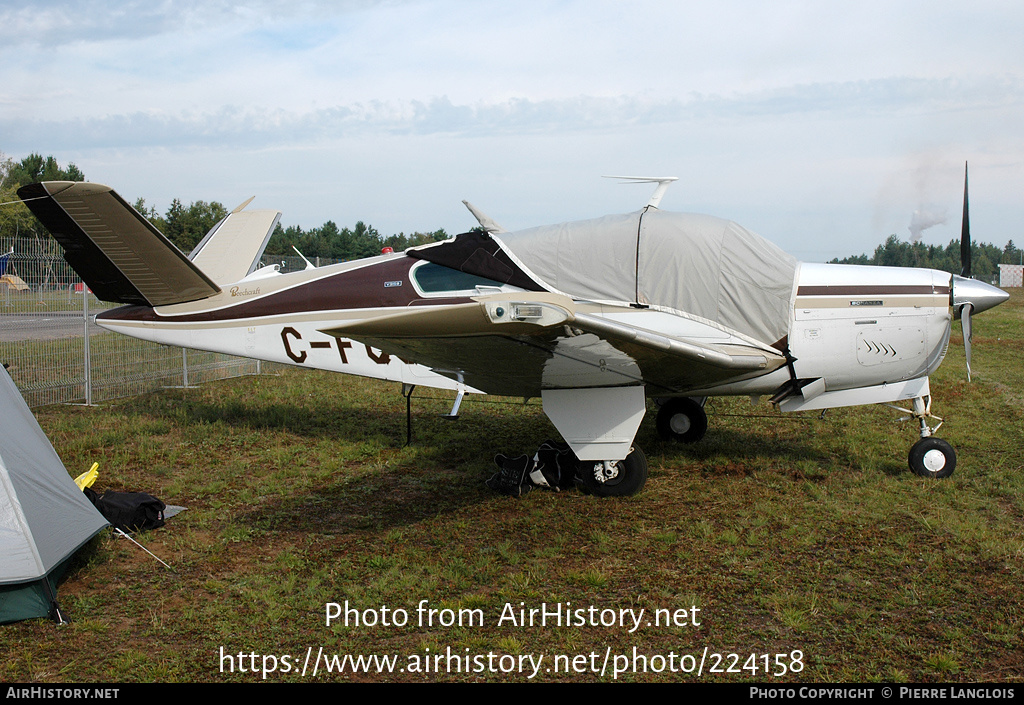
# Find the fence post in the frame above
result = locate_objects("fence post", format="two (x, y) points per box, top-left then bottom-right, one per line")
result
(182, 348), (189, 388)
(83, 285), (92, 405)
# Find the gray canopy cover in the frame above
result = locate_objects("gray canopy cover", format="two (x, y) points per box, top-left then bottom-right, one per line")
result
(490, 209), (799, 346)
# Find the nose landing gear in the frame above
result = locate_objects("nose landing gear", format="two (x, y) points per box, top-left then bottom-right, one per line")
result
(908, 437), (957, 479)
(890, 394), (957, 479)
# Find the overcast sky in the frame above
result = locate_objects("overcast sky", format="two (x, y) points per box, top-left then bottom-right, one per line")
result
(2, 0), (1022, 260)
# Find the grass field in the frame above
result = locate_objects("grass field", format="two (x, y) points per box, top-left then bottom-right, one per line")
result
(2, 292), (1022, 683)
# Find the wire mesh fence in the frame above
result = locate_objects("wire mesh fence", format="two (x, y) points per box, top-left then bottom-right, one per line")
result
(257, 253), (347, 273)
(1, 237), (271, 408)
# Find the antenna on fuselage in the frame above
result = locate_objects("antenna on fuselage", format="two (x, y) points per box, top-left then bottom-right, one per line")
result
(602, 175), (678, 208)
(292, 246), (315, 270)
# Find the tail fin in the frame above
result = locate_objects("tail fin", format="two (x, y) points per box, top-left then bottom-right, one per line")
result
(188, 200), (281, 286)
(18, 181), (220, 307)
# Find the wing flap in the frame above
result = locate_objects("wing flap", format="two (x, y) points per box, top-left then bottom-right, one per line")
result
(18, 181), (220, 307)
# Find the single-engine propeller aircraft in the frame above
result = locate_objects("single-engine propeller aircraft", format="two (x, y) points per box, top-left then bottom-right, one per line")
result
(17, 168), (1008, 496)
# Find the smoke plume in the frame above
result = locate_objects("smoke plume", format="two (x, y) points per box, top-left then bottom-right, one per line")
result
(908, 206), (947, 242)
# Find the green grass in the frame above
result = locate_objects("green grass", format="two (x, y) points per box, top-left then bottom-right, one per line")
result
(2, 292), (1023, 682)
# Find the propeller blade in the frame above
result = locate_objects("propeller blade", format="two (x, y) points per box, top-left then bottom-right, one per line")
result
(961, 302), (974, 382)
(960, 162), (971, 278)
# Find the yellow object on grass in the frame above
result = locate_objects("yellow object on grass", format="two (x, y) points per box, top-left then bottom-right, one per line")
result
(74, 462), (99, 490)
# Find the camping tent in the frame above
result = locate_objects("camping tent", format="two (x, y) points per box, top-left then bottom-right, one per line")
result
(0, 250), (30, 291)
(0, 274), (30, 292)
(0, 365), (108, 624)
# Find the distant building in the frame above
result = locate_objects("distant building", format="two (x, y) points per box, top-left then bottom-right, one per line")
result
(999, 263), (1023, 288)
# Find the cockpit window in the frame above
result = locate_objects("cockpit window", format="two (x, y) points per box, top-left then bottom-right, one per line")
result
(411, 261), (507, 295)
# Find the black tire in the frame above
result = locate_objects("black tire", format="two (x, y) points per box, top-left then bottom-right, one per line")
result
(576, 446), (648, 497)
(656, 397), (708, 443)
(908, 437), (957, 479)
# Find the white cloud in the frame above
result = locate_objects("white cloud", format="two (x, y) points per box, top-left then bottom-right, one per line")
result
(2, 0), (1023, 259)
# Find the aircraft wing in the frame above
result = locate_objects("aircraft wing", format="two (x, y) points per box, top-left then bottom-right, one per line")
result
(320, 293), (787, 397)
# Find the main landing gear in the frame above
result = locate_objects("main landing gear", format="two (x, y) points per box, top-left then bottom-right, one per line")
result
(487, 441), (649, 497)
(540, 386), (649, 497)
(893, 395), (956, 479)
(655, 397), (708, 444)
(575, 446), (649, 497)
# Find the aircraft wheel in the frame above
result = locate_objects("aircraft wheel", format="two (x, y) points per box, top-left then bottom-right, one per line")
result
(908, 438), (957, 479)
(656, 397), (708, 443)
(576, 446), (648, 497)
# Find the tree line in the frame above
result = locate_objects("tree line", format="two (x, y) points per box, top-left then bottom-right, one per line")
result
(1, 152), (447, 260)
(829, 235), (1021, 279)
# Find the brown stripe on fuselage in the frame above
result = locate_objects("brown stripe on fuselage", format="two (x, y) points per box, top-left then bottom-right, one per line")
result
(797, 284), (950, 296)
(98, 256), (473, 324)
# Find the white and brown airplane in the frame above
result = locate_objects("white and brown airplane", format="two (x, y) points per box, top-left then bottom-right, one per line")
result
(17, 171), (1008, 496)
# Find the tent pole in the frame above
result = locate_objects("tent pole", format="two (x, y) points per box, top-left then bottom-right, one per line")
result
(41, 575), (69, 625)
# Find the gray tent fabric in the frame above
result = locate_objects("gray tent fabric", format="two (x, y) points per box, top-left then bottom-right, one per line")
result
(0, 365), (108, 624)
(439, 208), (798, 347)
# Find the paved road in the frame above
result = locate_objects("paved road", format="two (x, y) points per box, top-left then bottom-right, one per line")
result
(0, 311), (108, 342)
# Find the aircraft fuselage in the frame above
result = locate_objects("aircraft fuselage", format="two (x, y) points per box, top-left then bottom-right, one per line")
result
(95, 254), (956, 403)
